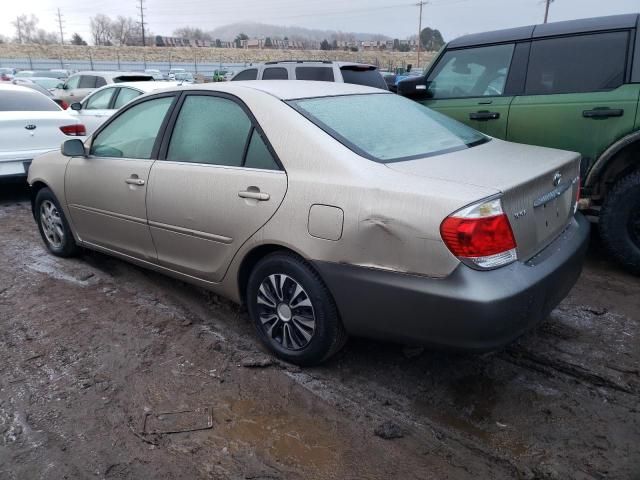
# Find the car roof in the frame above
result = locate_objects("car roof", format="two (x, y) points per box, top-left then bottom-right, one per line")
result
(109, 80), (181, 92)
(71, 71), (153, 77)
(254, 60), (376, 68)
(165, 80), (388, 100)
(0, 83), (33, 92)
(449, 13), (639, 48)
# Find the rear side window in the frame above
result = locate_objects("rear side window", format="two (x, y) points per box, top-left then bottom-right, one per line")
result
(232, 69), (258, 81)
(525, 31), (628, 95)
(91, 96), (174, 159)
(113, 87), (142, 108)
(427, 44), (515, 98)
(262, 67), (288, 80)
(96, 77), (107, 87)
(167, 95), (252, 166)
(340, 67), (388, 90)
(244, 130), (279, 170)
(0, 90), (59, 111)
(78, 75), (97, 88)
(295, 67), (334, 82)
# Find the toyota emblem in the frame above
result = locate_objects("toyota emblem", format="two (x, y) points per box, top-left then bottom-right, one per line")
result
(25, 124), (36, 130)
(553, 172), (562, 187)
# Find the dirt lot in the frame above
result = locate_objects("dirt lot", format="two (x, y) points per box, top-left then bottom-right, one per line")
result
(0, 179), (638, 480)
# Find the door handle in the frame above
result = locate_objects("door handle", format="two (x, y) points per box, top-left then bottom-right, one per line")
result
(469, 111), (500, 121)
(238, 190), (269, 201)
(582, 108), (623, 119)
(125, 177), (145, 186)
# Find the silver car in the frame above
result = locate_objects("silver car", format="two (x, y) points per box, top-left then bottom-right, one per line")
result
(28, 81), (589, 365)
(56, 71), (154, 104)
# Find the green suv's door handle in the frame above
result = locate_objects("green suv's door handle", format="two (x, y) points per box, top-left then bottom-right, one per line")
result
(469, 111), (500, 121)
(582, 108), (624, 119)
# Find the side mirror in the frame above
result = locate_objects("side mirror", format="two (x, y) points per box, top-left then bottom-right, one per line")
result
(70, 102), (82, 111)
(61, 139), (86, 157)
(397, 76), (432, 100)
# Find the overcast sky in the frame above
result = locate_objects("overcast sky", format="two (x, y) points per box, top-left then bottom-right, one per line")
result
(2, 0), (638, 43)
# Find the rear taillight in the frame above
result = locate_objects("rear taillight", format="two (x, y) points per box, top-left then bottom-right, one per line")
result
(59, 100), (69, 110)
(440, 198), (517, 270)
(60, 124), (86, 136)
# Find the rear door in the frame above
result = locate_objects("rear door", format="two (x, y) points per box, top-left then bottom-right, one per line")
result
(507, 30), (640, 173)
(421, 43), (518, 138)
(147, 92), (287, 282)
(65, 94), (176, 260)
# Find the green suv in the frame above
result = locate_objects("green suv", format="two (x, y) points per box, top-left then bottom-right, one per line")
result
(399, 14), (640, 274)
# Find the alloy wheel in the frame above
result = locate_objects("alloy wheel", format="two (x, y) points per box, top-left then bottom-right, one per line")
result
(40, 200), (65, 249)
(256, 274), (316, 351)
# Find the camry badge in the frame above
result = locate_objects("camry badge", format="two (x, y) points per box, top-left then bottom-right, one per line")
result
(553, 172), (562, 187)
(25, 124), (36, 130)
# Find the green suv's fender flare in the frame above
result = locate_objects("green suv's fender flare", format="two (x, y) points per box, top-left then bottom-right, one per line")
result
(585, 130), (640, 189)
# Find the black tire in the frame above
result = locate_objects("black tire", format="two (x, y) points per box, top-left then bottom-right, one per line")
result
(246, 252), (347, 366)
(599, 170), (640, 275)
(34, 187), (79, 258)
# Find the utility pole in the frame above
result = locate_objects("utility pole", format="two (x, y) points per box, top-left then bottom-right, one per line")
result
(416, 1), (427, 69)
(138, 0), (146, 46)
(543, 0), (554, 24)
(56, 8), (64, 45)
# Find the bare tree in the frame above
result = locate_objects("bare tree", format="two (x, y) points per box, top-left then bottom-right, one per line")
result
(112, 16), (140, 46)
(173, 26), (211, 41)
(90, 14), (113, 46)
(32, 29), (59, 45)
(12, 14), (38, 44)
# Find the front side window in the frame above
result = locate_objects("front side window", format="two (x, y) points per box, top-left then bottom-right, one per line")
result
(290, 93), (487, 163)
(232, 69), (258, 81)
(263, 68), (288, 80)
(84, 87), (115, 110)
(427, 43), (515, 99)
(65, 75), (80, 89)
(167, 95), (252, 166)
(113, 87), (142, 109)
(295, 67), (334, 82)
(90, 96), (174, 159)
(525, 31), (628, 95)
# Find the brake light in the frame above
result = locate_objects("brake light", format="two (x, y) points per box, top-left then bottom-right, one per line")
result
(60, 124), (86, 136)
(440, 198), (517, 270)
(59, 100), (69, 110)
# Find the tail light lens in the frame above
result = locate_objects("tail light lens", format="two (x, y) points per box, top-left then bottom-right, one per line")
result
(440, 198), (517, 270)
(60, 124), (86, 136)
(59, 100), (69, 110)
(0, 74), (8, 80)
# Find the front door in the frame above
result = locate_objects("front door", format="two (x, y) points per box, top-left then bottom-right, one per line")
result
(421, 43), (516, 138)
(65, 94), (176, 260)
(147, 93), (287, 282)
(507, 31), (640, 172)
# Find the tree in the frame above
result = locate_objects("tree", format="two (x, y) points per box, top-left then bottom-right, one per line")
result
(320, 39), (331, 51)
(90, 14), (113, 46)
(215, 38), (222, 48)
(398, 43), (411, 52)
(234, 33), (248, 48)
(32, 29), (58, 45)
(173, 27), (211, 42)
(264, 37), (273, 48)
(331, 39), (338, 50)
(112, 16), (140, 46)
(71, 33), (88, 46)
(12, 14), (38, 44)
(393, 38), (400, 51)
(419, 27), (445, 51)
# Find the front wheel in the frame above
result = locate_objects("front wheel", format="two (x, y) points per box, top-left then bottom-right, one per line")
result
(35, 187), (79, 258)
(599, 170), (640, 275)
(246, 252), (347, 366)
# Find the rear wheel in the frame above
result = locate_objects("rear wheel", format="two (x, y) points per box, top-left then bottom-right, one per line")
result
(246, 252), (347, 366)
(35, 187), (79, 258)
(599, 170), (640, 275)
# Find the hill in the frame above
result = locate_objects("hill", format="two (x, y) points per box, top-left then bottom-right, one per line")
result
(208, 22), (391, 42)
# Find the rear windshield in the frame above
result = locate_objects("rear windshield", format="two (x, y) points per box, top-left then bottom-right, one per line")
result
(289, 93), (487, 163)
(0, 90), (60, 111)
(340, 67), (387, 90)
(295, 67), (334, 82)
(113, 75), (153, 83)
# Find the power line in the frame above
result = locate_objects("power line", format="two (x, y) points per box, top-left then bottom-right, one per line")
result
(56, 8), (65, 44)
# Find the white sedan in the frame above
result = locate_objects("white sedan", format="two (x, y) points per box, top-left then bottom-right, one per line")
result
(68, 81), (181, 135)
(0, 84), (85, 179)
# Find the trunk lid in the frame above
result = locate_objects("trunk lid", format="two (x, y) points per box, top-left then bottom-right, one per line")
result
(386, 138), (581, 261)
(0, 111), (81, 156)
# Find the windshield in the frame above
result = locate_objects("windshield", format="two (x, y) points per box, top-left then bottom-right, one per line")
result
(31, 78), (62, 89)
(289, 93), (487, 163)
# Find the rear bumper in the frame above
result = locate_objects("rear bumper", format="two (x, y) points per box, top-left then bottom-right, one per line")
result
(0, 159), (32, 178)
(314, 213), (590, 351)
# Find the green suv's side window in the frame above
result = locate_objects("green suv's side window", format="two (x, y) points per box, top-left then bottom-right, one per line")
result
(426, 43), (515, 99)
(525, 31), (628, 95)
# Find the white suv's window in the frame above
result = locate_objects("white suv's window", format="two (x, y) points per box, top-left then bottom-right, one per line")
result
(84, 87), (116, 110)
(91, 96), (174, 159)
(426, 43), (514, 99)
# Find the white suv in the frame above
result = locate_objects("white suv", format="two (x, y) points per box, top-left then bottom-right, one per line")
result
(231, 61), (388, 90)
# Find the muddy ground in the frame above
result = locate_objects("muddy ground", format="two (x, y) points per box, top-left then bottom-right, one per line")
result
(0, 179), (638, 480)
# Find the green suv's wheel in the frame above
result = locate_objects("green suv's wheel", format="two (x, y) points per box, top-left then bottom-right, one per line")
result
(599, 170), (640, 275)
(35, 187), (79, 258)
(246, 252), (347, 366)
